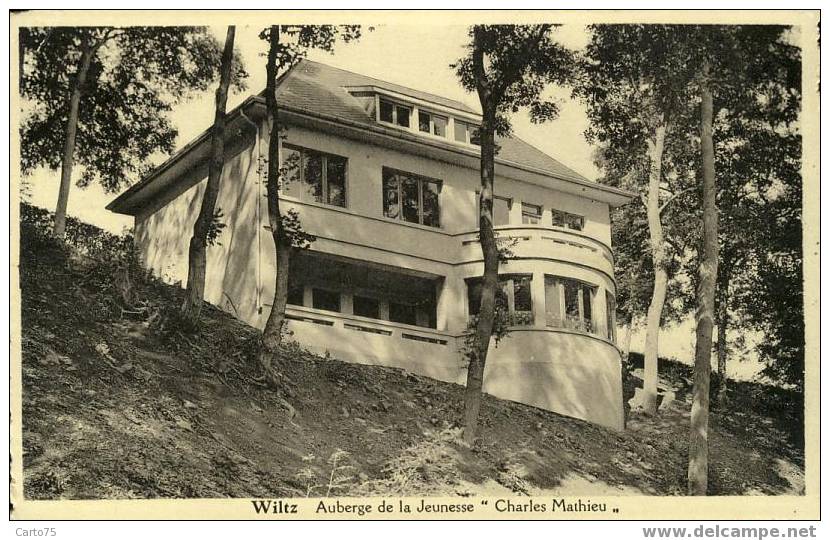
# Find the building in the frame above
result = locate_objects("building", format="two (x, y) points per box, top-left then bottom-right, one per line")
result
(107, 60), (635, 429)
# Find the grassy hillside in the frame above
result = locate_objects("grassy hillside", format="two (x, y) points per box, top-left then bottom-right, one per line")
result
(18, 208), (804, 499)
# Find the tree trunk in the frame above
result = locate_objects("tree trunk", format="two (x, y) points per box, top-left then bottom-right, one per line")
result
(642, 118), (668, 416)
(260, 25), (291, 380)
(463, 28), (501, 445)
(181, 26), (236, 323)
(53, 38), (95, 238)
(463, 107), (499, 445)
(688, 63), (718, 496)
(714, 281), (729, 404)
(621, 318), (634, 364)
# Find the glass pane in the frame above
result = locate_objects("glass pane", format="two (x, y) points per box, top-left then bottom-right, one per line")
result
(467, 279), (482, 317)
(389, 302), (416, 325)
(353, 295), (380, 319)
(302, 152), (324, 203)
(433, 115), (447, 137)
(379, 100), (393, 123)
(281, 147), (303, 195)
(513, 276), (532, 312)
(287, 284), (304, 306)
(401, 176), (420, 224)
(312, 288), (340, 313)
(545, 276), (561, 326)
(494, 197), (510, 226)
(326, 155), (347, 207)
(418, 111), (431, 133)
(582, 286), (593, 327)
(469, 125), (481, 146)
(454, 120), (467, 142)
(522, 203), (541, 224)
(382, 170), (400, 219)
(552, 209), (565, 228)
(396, 105), (410, 128)
(421, 180), (441, 228)
(564, 280), (580, 318)
(566, 213), (584, 231)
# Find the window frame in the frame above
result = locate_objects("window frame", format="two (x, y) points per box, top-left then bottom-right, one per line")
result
(417, 109), (449, 139)
(475, 191), (513, 227)
(521, 202), (543, 225)
(381, 167), (443, 228)
(465, 273), (534, 326)
(281, 144), (348, 208)
(378, 98), (412, 128)
(551, 208), (585, 231)
(544, 275), (598, 334)
(454, 119), (481, 146)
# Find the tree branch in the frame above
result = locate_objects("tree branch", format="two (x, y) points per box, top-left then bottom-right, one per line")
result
(659, 186), (694, 215)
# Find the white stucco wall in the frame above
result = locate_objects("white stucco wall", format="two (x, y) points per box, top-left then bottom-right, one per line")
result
(133, 118), (624, 430)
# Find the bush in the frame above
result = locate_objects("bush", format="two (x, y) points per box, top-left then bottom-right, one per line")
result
(20, 202), (135, 263)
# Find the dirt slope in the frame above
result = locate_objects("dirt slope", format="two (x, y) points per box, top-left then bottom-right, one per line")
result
(18, 222), (804, 499)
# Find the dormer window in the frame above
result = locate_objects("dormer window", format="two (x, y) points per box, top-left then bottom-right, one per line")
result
(418, 110), (448, 138)
(379, 98), (411, 128)
(454, 120), (481, 146)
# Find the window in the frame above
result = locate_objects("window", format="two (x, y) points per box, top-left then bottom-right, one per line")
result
(282, 145), (347, 207)
(378, 98), (411, 128)
(552, 209), (585, 231)
(606, 291), (616, 342)
(287, 284), (305, 306)
(389, 302), (417, 326)
(522, 203), (542, 224)
(454, 120), (480, 146)
(353, 295), (380, 319)
(312, 288), (341, 313)
(544, 276), (597, 333)
(466, 274), (533, 326)
(476, 193), (512, 227)
(418, 110), (448, 138)
(382, 168), (441, 227)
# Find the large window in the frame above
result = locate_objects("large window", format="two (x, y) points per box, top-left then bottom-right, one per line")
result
(454, 120), (481, 146)
(418, 110), (448, 138)
(522, 203), (542, 225)
(466, 274), (533, 326)
(312, 288), (341, 313)
(379, 99), (411, 128)
(282, 145), (347, 207)
(552, 209), (585, 231)
(353, 295), (380, 319)
(545, 276), (597, 334)
(382, 167), (441, 227)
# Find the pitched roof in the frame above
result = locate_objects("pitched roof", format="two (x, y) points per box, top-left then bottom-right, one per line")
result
(279, 60), (591, 183)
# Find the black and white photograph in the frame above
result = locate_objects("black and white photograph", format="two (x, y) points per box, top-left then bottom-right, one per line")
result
(8, 8), (820, 523)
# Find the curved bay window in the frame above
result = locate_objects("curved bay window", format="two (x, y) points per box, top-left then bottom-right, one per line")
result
(545, 276), (598, 334)
(466, 274), (533, 326)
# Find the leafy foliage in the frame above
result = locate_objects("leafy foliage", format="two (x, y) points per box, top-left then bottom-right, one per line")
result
(19, 26), (248, 193)
(454, 25), (574, 135)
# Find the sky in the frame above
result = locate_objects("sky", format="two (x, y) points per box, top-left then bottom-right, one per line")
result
(18, 24), (768, 377)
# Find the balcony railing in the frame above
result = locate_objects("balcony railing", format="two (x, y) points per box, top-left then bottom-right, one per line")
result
(285, 305), (453, 346)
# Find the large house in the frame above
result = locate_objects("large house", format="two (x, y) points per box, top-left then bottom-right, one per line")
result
(108, 60), (634, 430)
